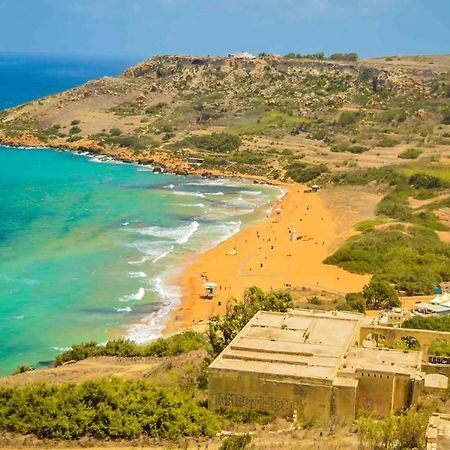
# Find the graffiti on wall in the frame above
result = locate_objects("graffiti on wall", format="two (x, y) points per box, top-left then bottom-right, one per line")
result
(215, 392), (303, 412)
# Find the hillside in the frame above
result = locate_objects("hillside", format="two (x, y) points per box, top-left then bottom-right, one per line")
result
(1, 53), (449, 180)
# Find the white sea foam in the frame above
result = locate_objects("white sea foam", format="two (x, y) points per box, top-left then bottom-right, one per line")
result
(173, 203), (206, 208)
(205, 191), (224, 196)
(152, 246), (174, 263)
(122, 222), (130, 226)
(116, 307), (132, 312)
(125, 275), (182, 343)
(119, 287), (146, 302)
(126, 221), (199, 244)
(239, 190), (262, 196)
(128, 271), (147, 278)
(164, 184), (175, 189)
(13, 315), (24, 320)
(173, 191), (205, 198)
(52, 346), (71, 352)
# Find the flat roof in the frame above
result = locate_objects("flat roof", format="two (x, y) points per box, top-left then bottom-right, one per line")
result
(341, 347), (422, 376)
(209, 309), (363, 382)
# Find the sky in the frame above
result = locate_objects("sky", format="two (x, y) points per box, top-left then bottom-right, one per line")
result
(0, 0), (448, 60)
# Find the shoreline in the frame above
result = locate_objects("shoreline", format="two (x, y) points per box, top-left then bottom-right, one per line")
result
(165, 183), (370, 334)
(0, 143), (369, 371)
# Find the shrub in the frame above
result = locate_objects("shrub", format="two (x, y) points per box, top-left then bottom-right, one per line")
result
(12, 365), (33, 375)
(109, 127), (122, 136)
(377, 136), (401, 147)
(442, 109), (450, 125)
(285, 162), (328, 183)
(325, 227), (450, 295)
(69, 126), (81, 135)
(208, 286), (293, 357)
(219, 434), (252, 450)
(398, 148), (422, 159)
(358, 409), (429, 450)
(0, 378), (220, 439)
(409, 173), (442, 189)
(70, 119), (81, 126)
(55, 330), (206, 366)
(402, 315), (450, 332)
(180, 133), (241, 153)
(337, 110), (360, 127)
(344, 292), (366, 313)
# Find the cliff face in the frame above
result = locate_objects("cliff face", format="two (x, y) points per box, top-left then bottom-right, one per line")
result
(1, 54), (449, 180)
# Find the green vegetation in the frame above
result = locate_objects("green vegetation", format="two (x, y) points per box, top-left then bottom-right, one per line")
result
(284, 52), (358, 62)
(429, 339), (450, 356)
(69, 125), (81, 135)
(398, 148), (422, 159)
(70, 119), (81, 126)
(219, 434), (252, 450)
(12, 365), (34, 375)
(208, 286), (293, 357)
(285, 162), (328, 183)
(358, 409), (429, 450)
(337, 110), (360, 127)
(177, 132), (241, 153)
(0, 377), (220, 439)
(377, 136), (401, 147)
(325, 226), (450, 295)
(362, 278), (399, 309)
(55, 330), (206, 366)
(402, 315), (450, 332)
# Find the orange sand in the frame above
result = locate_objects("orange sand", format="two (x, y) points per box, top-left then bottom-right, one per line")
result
(165, 184), (370, 332)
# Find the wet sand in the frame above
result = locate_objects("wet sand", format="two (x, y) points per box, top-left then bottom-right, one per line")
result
(165, 184), (370, 332)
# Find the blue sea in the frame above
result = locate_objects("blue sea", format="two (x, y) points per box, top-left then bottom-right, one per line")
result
(0, 55), (280, 375)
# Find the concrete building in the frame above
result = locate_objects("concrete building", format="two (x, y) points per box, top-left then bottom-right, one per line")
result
(208, 309), (425, 424)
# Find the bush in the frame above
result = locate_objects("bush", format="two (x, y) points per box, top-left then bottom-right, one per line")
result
(285, 162), (328, 183)
(70, 120), (81, 126)
(208, 286), (293, 357)
(358, 409), (429, 450)
(442, 109), (450, 125)
(55, 331), (206, 366)
(337, 111), (360, 127)
(219, 434), (252, 450)
(109, 127), (122, 136)
(344, 292), (366, 313)
(69, 126), (81, 135)
(377, 136), (401, 147)
(398, 148), (422, 159)
(409, 173), (442, 189)
(0, 378), (220, 439)
(12, 365), (34, 375)
(325, 227), (450, 295)
(180, 133), (241, 153)
(402, 315), (450, 332)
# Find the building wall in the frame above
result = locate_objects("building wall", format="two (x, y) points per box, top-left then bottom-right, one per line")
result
(356, 369), (395, 416)
(208, 368), (343, 423)
(332, 382), (358, 424)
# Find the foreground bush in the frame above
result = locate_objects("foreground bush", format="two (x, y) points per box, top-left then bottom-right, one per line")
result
(55, 330), (206, 366)
(358, 409), (429, 450)
(0, 378), (220, 439)
(208, 286), (293, 357)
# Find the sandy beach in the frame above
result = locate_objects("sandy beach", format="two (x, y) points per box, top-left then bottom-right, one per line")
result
(166, 183), (371, 332)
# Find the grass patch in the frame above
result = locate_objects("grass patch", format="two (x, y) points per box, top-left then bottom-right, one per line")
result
(398, 148), (422, 159)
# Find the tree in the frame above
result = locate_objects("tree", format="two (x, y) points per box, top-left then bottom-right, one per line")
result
(363, 278), (399, 309)
(345, 292), (366, 313)
(208, 287), (293, 357)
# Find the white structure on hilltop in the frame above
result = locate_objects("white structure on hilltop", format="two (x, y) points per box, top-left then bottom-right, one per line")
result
(229, 51), (255, 60)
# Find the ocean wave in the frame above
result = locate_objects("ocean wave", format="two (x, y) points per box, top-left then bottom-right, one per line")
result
(125, 276), (181, 343)
(52, 346), (71, 352)
(119, 287), (146, 302)
(239, 190), (262, 196)
(125, 220), (199, 244)
(173, 202), (206, 208)
(164, 184), (175, 189)
(205, 191), (224, 196)
(116, 307), (132, 312)
(173, 191), (205, 198)
(128, 271), (147, 278)
(152, 246), (174, 263)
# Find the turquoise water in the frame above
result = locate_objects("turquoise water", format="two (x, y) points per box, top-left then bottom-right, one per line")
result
(0, 146), (279, 375)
